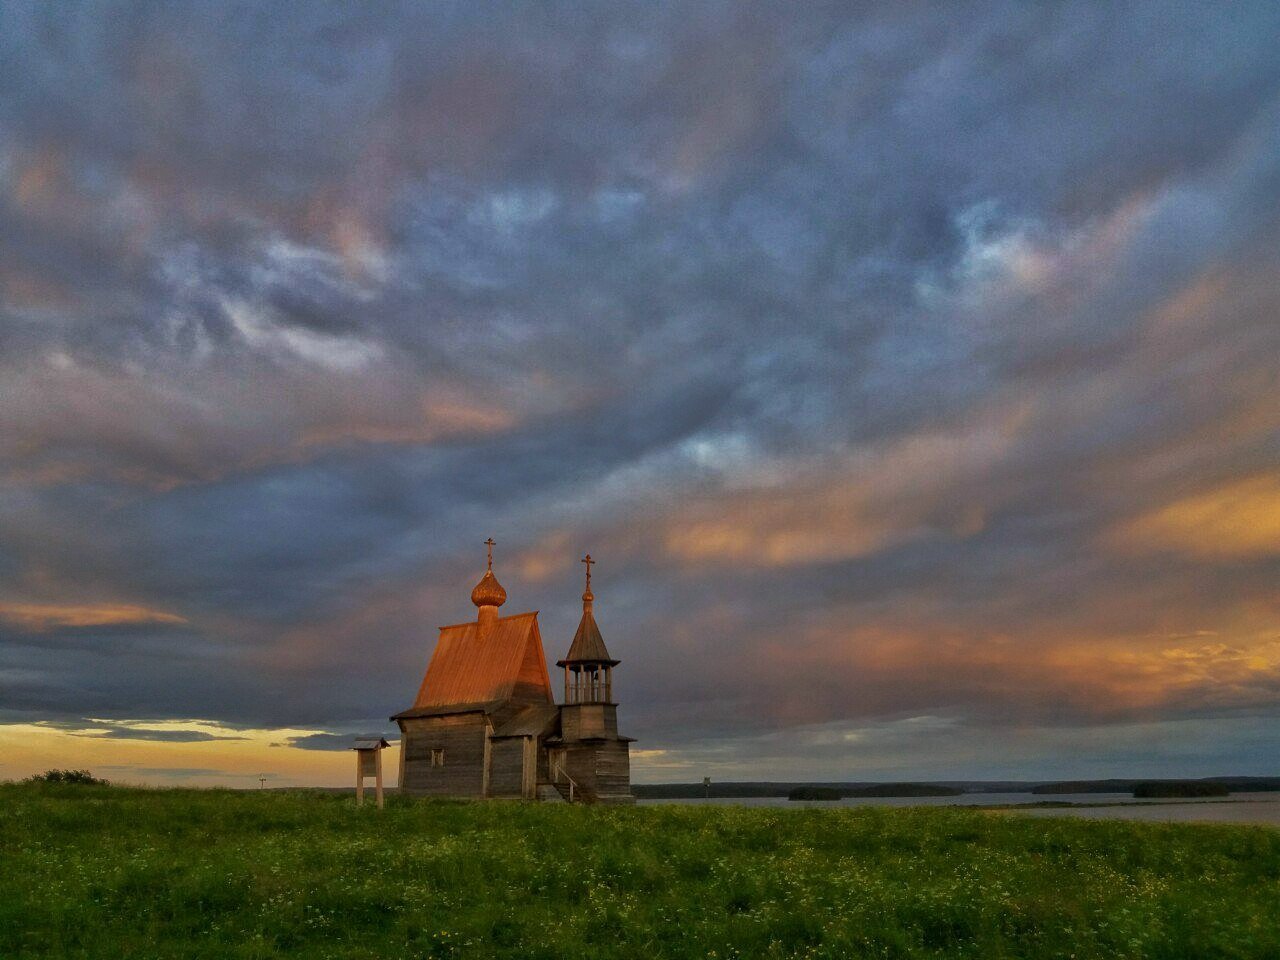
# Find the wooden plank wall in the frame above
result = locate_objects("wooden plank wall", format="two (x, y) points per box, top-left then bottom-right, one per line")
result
(488, 738), (525, 798)
(592, 740), (632, 800)
(560, 739), (632, 802)
(559, 703), (618, 741)
(400, 713), (488, 797)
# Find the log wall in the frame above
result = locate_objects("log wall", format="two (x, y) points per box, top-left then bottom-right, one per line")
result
(398, 713), (488, 797)
(488, 737), (526, 798)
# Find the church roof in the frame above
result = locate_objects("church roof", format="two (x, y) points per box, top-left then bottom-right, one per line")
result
(392, 610), (553, 719)
(557, 607), (618, 667)
(491, 702), (560, 738)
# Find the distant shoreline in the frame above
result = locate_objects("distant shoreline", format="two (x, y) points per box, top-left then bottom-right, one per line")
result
(632, 777), (1280, 800)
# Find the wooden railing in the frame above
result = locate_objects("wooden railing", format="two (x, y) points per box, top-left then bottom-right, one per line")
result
(550, 762), (584, 803)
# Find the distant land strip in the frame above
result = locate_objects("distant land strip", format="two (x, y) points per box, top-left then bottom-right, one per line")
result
(632, 777), (1280, 799)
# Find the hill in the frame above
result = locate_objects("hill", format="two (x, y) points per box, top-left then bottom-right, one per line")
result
(637, 777), (1280, 799)
(1033, 777), (1280, 795)
(1134, 781), (1230, 798)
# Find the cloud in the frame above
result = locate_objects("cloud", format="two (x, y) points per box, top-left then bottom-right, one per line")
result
(93, 728), (246, 743)
(1107, 474), (1280, 561)
(660, 401), (1029, 568)
(223, 297), (385, 372)
(281, 732), (398, 752)
(0, 604), (187, 631)
(34, 719), (247, 742)
(0, 1), (1278, 780)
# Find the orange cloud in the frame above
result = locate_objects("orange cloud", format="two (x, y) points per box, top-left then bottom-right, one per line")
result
(295, 385), (517, 449)
(0, 350), (530, 492)
(1108, 473), (1280, 561)
(763, 619), (1280, 727)
(13, 148), (64, 211)
(0, 603), (188, 631)
(663, 401), (1031, 567)
(513, 530), (574, 583)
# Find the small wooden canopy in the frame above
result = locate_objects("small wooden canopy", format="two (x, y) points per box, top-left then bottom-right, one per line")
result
(352, 737), (390, 750)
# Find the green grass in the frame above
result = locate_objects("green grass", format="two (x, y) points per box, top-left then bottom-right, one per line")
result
(2, 785), (1279, 959)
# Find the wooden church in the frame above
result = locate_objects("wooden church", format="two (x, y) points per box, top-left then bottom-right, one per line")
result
(392, 540), (633, 803)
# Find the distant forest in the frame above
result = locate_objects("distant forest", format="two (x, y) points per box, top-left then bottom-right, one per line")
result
(1031, 777), (1280, 795)
(634, 777), (1280, 800)
(634, 782), (964, 799)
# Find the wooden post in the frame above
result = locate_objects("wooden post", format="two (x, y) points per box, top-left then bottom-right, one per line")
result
(353, 738), (389, 808)
(481, 723), (493, 798)
(527, 736), (536, 799)
(355, 750), (365, 807)
(398, 731), (406, 792)
(563, 665), (570, 703)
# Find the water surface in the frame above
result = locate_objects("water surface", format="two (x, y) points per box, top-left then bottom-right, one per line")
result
(638, 792), (1280, 825)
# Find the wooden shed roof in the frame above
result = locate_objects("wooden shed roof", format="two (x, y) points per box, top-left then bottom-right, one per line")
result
(393, 610), (553, 719)
(491, 702), (560, 739)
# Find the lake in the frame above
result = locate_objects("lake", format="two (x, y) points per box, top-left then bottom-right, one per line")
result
(639, 792), (1280, 825)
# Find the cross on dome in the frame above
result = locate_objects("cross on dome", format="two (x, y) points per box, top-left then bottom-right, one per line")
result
(470, 536), (507, 609)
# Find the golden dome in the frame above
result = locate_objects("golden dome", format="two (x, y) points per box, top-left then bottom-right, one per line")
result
(471, 537), (507, 608)
(471, 569), (507, 608)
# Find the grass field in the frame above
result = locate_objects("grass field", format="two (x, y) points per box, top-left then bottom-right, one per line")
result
(2, 785), (1279, 959)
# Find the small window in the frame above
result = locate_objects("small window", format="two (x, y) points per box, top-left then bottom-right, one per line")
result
(430, 748), (445, 767)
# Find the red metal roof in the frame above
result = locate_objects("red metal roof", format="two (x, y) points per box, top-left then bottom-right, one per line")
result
(407, 610), (553, 712)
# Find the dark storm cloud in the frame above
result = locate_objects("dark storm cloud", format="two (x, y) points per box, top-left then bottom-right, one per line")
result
(69, 723), (248, 743)
(2, 1), (1279, 778)
(283, 733), (399, 752)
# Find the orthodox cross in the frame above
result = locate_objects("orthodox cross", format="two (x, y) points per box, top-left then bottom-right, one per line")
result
(581, 553), (594, 591)
(484, 537), (496, 570)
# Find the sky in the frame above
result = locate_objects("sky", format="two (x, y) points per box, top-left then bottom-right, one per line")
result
(1, 1), (1278, 788)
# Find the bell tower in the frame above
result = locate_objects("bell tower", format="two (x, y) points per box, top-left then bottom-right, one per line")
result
(557, 554), (618, 703)
(551, 553), (634, 803)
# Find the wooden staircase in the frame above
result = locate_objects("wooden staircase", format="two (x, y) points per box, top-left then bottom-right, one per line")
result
(535, 782), (567, 803)
(548, 762), (595, 804)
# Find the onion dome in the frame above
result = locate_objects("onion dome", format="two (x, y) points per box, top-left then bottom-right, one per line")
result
(471, 537), (507, 609)
(470, 569), (507, 608)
